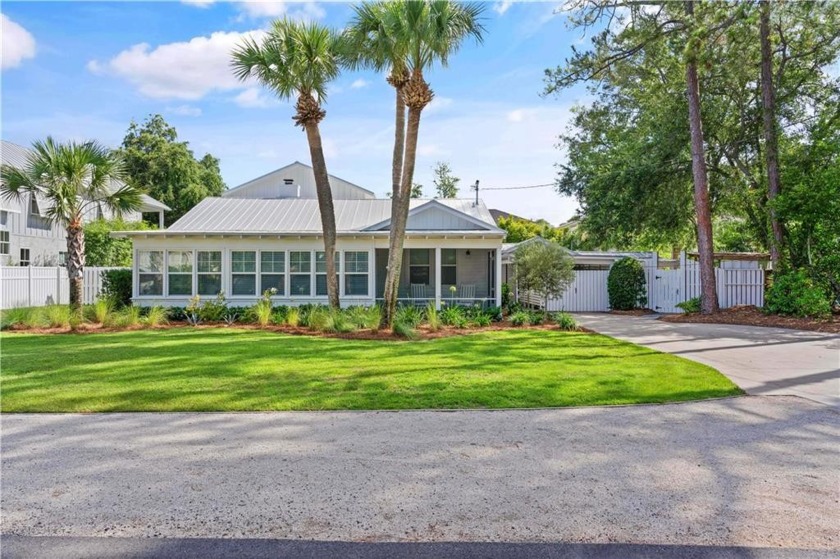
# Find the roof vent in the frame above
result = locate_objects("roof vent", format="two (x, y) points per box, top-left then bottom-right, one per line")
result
(283, 179), (294, 185)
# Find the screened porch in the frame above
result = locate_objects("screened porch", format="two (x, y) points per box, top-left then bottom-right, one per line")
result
(375, 247), (500, 308)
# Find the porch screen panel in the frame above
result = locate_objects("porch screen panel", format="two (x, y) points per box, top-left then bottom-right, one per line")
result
(260, 251), (285, 295)
(441, 249), (456, 285)
(197, 251), (222, 295)
(231, 251), (256, 296)
(167, 250), (193, 296)
(289, 251), (311, 296)
(138, 250), (163, 296)
(409, 249), (430, 285)
(344, 251), (369, 296)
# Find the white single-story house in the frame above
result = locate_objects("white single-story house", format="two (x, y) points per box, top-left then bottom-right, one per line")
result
(115, 163), (505, 308)
(1, 140), (169, 266)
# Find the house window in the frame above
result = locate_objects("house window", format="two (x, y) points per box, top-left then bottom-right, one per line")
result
(0, 230), (9, 255)
(168, 250), (193, 296)
(260, 251), (285, 295)
(197, 251), (222, 296)
(59, 252), (67, 266)
(409, 249), (430, 285)
(289, 251), (311, 296)
(441, 249), (456, 285)
(231, 251), (257, 296)
(315, 251), (339, 296)
(138, 250), (163, 295)
(19, 248), (30, 267)
(344, 251), (369, 296)
(29, 195), (40, 216)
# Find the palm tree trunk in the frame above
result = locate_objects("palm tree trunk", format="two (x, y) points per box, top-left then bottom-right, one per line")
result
(381, 106), (422, 329)
(66, 221), (85, 314)
(685, 0), (719, 315)
(304, 122), (340, 309)
(392, 87), (406, 197)
(760, 0), (784, 270)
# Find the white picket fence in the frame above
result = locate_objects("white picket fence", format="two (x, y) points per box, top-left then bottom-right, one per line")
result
(522, 256), (765, 314)
(0, 266), (125, 309)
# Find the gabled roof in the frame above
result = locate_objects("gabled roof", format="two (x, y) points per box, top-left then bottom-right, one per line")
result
(1, 140), (170, 213)
(159, 197), (503, 235)
(222, 161), (376, 199)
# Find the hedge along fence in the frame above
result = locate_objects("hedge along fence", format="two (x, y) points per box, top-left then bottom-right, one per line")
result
(607, 257), (648, 310)
(1, 267), (126, 309)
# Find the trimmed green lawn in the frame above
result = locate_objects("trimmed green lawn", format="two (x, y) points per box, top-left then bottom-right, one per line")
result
(0, 328), (740, 412)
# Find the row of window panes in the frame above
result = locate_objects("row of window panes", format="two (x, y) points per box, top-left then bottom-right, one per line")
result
(408, 249), (456, 286)
(138, 250), (369, 297)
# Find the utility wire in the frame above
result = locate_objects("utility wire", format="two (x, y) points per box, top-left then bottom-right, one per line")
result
(481, 183), (555, 191)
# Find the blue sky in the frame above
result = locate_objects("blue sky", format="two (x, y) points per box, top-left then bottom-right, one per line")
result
(2, 1), (588, 224)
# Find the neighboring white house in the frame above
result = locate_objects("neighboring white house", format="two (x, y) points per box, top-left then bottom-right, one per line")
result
(116, 164), (505, 308)
(222, 161), (376, 201)
(0, 140), (170, 266)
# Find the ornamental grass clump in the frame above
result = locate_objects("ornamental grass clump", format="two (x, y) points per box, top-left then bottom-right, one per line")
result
(425, 303), (441, 331)
(91, 298), (114, 324)
(395, 305), (424, 328)
(509, 310), (530, 327)
(393, 319), (418, 340)
(285, 307), (301, 327)
(144, 306), (168, 327)
(553, 311), (578, 331)
(44, 305), (72, 329)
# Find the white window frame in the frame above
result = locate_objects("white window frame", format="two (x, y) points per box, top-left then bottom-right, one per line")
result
(315, 251), (339, 297)
(29, 195), (40, 217)
(19, 248), (30, 267)
(137, 250), (163, 296)
(0, 230), (9, 255)
(197, 250), (223, 296)
(441, 249), (457, 286)
(344, 251), (370, 297)
(167, 250), (194, 297)
(259, 250), (286, 296)
(289, 250), (312, 297)
(409, 249), (431, 286)
(231, 250), (257, 296)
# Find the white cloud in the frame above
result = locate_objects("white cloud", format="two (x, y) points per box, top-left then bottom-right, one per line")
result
(235, 1), (324, 21)
(181, 0), (215, 6)
(494, 1), (513, 15)
(350, 78), (369, 89)
(166, 105), (203, 117)
(2, 14), (36, 70)
(88, 29), (265, 100)
(233, 87), (279, 108)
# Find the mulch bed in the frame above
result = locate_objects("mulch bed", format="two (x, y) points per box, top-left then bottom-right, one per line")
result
(660, 305), (840, 334)
(4, 320), (589, 340)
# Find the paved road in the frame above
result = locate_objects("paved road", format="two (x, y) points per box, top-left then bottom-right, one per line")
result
(3, 397), (838, 552)
(576, 313), (840, 407)
(4, 535), (838, 559)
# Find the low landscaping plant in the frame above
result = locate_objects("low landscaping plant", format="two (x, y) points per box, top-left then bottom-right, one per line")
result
(395, 305), (424, 328)
(91, 298), (114, 324)
(765, 269), (831, 319)
(393, 319), (418, 340)
(44, 305), (72, 329)
(252, 291), (274, 327)
(676, 297), (701, 314)
(116, 305), (142, 328)
(608, 257), (648, 310)
(509, 310), (530, 327)
(285, 307), (301, 327)
(0, 307), (32, 330)
(471, 314), (491, 327)
(199, 292), (229, 322)
(144, 306), (168, 327)
(554, 311), (578, 331)
(425, 303), (441, 331)
(440, 305), (466, 326)
(306, 306), (330, 332)
(529, 310), (544, 325)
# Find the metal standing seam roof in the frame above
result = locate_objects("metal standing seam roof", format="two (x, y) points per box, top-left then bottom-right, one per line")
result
(1, 140), (170, 213)
(166, 197), (502, 233)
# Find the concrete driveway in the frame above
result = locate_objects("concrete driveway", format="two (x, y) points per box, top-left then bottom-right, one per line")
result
(2, 397), (838, 555)
(576, 314), (840, 407)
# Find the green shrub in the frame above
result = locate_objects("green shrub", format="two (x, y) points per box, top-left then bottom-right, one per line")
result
(484, 305), (503, 322)
(765, 269), (831, 319)
(472, 314), (491, 327)
(166, 306), (186, 322)
(529, 310), (544, 325)
(324, 309), (356, 333)
(395, 305), (424, 328)
(347, 305), (379, 330)
(501, 282), (512, 309)
(393, 319), (418, 340)
(144, 306), (168, 327)
(44, 305), (72, 329)
(286, 307), (301, 327)
(101, 269), (133, 307)
(509, 310), (530, 326)
(198, 293), (228, 322)
(440, 305), (466, 326)
(553, 311), (578, 331)
(271, 305), (289, 325)
(676, 297), (701, 314)
(607, 257), (648, 310)
(307, 306), (330, 331)
(115, 305), (142, 328)
(1, 307), (38, 330)
(425, 303), (441, 331)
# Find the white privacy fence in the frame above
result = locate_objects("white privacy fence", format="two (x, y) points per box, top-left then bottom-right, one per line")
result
(522, 255), (765, 314)
(1, 266), (125, 309)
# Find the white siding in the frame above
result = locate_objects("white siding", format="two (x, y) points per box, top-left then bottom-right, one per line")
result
(406, 207), (485, 231)
(223, 162), (375, 200)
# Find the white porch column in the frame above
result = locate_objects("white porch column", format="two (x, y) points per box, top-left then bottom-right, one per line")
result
(495, 247), (502, 307)
(434, 246), (442, 310)
(339, 249), (345, 303)
(158, 211), (164, 229)
(369, 248), (376, 302)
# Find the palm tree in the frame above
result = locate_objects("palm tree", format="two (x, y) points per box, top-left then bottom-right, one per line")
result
(232, 19), (343, 309)
(346, 0), (485, 329)
(0, 137), (141, 313)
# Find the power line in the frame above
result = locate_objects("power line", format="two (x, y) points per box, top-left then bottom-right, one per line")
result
(480, 183), (555, 191)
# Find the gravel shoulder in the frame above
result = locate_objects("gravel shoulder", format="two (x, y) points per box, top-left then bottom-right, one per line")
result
(2, 396), (838, 549)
